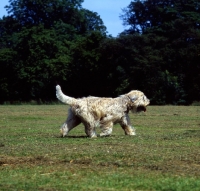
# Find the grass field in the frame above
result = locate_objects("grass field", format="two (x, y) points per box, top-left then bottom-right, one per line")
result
(0, 105), (200, 191)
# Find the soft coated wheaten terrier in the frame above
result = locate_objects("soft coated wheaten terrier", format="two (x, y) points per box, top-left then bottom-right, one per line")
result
(56, 85), (150, 138)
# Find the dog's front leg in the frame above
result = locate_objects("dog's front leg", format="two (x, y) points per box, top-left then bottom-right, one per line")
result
(119, 115), (136, 135)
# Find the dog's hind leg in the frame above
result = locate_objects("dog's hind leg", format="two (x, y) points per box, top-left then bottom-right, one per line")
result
(60, 109), (81, 137)
(100, 122), (113, 137)
(83, 123), (97, 138)
(119, 115), (136, 135)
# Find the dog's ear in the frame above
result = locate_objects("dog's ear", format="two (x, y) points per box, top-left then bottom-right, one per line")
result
(129, 96), (138, 102)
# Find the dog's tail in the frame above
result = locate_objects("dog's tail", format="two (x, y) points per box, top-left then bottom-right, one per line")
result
(56, 85), (76, 105)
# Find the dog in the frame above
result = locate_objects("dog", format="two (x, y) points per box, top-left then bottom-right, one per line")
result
(56, 85), (150, 138)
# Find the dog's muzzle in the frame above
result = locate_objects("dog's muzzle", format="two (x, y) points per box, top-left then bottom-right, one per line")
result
(137, 97), (150, 112)
(137, 105), (147, 112)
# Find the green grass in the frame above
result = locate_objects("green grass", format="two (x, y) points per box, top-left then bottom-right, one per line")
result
(0, 105), (200, 191)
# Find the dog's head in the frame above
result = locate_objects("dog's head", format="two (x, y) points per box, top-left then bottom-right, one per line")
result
(126, 90), (150, 113)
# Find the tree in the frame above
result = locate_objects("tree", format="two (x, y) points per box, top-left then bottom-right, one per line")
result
(0, 16), (20, 102)
(6, 0), (83, 27)
(65, 31), (106, 97)
(120, 0), (200, 104)
(121, 0), (200, 34)
(5, 0), (106, 35)
(0, 0), (107, 102)
(78, 9), (107, 35)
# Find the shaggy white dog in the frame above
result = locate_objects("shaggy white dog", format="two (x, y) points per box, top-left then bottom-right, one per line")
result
(56, 85), (150, 137)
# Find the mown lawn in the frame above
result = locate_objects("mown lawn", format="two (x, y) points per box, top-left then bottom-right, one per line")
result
(0, 105), (200, 191)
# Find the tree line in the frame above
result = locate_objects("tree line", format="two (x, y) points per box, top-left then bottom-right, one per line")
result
(0, 0), (199, 105)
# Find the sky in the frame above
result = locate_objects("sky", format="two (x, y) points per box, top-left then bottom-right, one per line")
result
(0, 0), (131, 37)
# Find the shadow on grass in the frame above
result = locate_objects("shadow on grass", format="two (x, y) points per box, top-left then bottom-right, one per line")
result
(55, 135), (88, 139)
(54, 134), (118, 139)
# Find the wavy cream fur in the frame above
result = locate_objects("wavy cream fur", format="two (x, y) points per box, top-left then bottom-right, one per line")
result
(56, 85), (150, 138)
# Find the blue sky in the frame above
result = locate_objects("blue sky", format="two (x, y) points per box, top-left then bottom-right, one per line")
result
(0, 0), (131, 37)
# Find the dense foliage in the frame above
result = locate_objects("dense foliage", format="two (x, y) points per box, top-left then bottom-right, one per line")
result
(0, 0), (199, 104)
